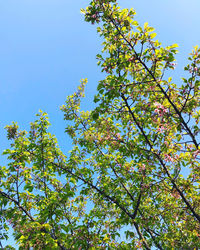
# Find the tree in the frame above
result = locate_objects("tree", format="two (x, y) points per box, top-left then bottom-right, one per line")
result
(1, 0), (200, 248)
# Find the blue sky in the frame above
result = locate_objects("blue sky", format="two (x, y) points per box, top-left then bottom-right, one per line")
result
(0, 0), (200, 248)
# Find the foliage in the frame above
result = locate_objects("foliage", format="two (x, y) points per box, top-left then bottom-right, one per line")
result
(1, 0), (200, 249)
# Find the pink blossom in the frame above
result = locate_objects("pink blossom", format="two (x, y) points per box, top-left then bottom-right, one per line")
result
(139, 164), (145, 171)
(116, 133), (121, 138)
(163, 108), (168, 113)
(148, 86), (155, 91)
(164, 154), (174, 162)
(193, 149), (200, 158)
(170, 62), (177, 69)
(154, 102), (168, 117)
(128, 57), (135, 62)
(157, 125), (167, 133)
(154, 102), (161, 108)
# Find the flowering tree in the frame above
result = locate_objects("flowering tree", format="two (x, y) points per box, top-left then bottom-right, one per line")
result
(1, 0), (200, 249)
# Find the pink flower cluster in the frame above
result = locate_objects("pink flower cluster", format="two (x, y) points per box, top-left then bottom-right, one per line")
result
(157, 125), (167, 133)
(128, 57), (135, 62)
(154, 102), (168, 117)
(13, 164), (22, 172)
(164, 154), (174, 162)
(86, 5), (100, 24)
(189, 66), (199, 74)
(193, 149), (200, 159)
(170, 62), (177, 69)
(147, 86), (155, 91)
(138, 164), (146, 172)
(103, 64), (115, 73)
(164, 154), (178, 162)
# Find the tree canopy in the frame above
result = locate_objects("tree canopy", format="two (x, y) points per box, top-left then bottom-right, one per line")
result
(1, 0), (200, 249)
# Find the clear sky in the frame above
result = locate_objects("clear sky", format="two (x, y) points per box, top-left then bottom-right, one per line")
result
(0, 0), (200, 248)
